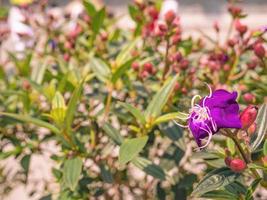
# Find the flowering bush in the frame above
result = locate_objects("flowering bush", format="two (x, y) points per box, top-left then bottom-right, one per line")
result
(0, 0), (267, 199)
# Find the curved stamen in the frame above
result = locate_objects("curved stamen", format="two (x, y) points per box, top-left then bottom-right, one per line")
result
(191, 95), (202, 108)
(173, 120), (189, 128)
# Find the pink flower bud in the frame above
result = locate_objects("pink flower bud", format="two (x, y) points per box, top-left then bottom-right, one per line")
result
(171, 34), (181, 44)
(247, 58), (258, 70)
(164, 10), (176, 24)
(228, 5), (242, 18)
(158, 23), (167, 32)
(63, 53), (70, 62)
(240, 105), (258, 130)
(230, 158), (246, 172)
(213, 21), (220, 32)
(143, 62), (154, 74)
(243, 93), (256, 103)
(227, 38), (237, 47)
(248, 122), (257, 136)
(131, 62), (139, 71)
(253, 43), (266, 58)
(235, 20), (247, 35)
(148, 6), (159, 20)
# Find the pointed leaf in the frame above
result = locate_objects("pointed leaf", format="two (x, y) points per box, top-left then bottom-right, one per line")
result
(245, 178), (262, 200)
(153, 112), (188, 126)
(119, 136), (148, 164)
(63, 157), (83, 191)
(90, 57), (111, 82)
(92, 7), (105, 34)
(132, 156), (166, 180)
(102, 123), (124, 145)
(0, 112), (60, 135)
(118, 102), (145, 125)
(251, 104), (267, 151)
(83, 0), (96, 17)
(145, 75), (178, 120)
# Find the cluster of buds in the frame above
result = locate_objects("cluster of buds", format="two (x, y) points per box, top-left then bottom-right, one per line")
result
(131, 62), (156, 79)
(224, 149), (247, 173)
(154, 10), (181, 44)
(199, 52), (229, 72)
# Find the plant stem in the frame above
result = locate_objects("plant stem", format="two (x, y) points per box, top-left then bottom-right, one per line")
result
(103, 84), (113, 122)
(162, 37), (170, 82)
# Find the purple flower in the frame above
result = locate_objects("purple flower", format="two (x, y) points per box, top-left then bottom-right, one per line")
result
(182, 89), (242, 148)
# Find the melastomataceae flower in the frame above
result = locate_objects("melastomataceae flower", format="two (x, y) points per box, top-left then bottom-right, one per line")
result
(174, 86), (242, 149)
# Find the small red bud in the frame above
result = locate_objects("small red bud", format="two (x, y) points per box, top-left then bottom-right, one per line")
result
(143, 62), (154, 74)
(213, 21), (220, 32)
(131, 62), (139, 71)
(247, 58), (258, 70)
(253, 43), (265, 58)
(243, 93), (256, 104)
(229, 158), (246, 172)
(235, 20), (247, 35)
(180, 59), (189, 70)
(63, 53), (70, 62)
(164, 10), (176, 24)
(22, 80), (31, 90)
(148, 6), (159, 20)
(228, 5), (242, 18)
(247, 122), (257, 136)
(227, 38), (237, 47)
(171, 34), (181, 45)
(240, 105), (258, 130)
(174, 82), (180, 91)
(158, 23), (167, 32)
(100, 31), (108, 41)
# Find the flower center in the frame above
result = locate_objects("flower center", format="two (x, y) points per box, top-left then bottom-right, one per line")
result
(189, 105), (210, 123)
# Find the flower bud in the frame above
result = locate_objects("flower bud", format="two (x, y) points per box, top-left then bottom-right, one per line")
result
(235, 20), (247, 35)
(164, 10), (176, 24)
(158, 23), (168, 32)
(228, 5), (242, 18)
(213, 21), (220, 32)
(247, 122), (257, 136)
(227, 38), (237, 47)
(180, 59), (189, 70)
(174, 82), (180, 91)
(247, 58), (258, 70)
(253, 43), (265, 58)
(63, 53), (70, 62)
(240, 105), (258, 130)
(243, 93), (256, 104)
(171, 34), (181, 45)
(22, 80), (31, 91)
(230, 158), (246, 172)
(131, 62), (139, 71)
(143, 62), (154, 74)
(148, 6), (159, 20)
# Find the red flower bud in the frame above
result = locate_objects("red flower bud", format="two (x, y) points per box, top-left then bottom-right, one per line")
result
(230, 158), (246, 172)
(253, 43), (266, 58)
(213, 21), (220, 32)
(131, 62), (139, 71)
(228, 5), (242, 18)
(240, 105), (258, 130)
(164, 10), (176, 24)
(63, 53), (70, 62)
(22, 80), (31, 90)
(227, 38), (237, 47)
(180, 59), (189, 70)
(158, 23), (167, 32)
(248, 122), (257, 136)
(171, 34), (181, 45)
(143, 62), (154, 74)
(247, 58), (258, 70)
(235, 20), (247, 35)
(243, 93), (256, 104)
(148, 6), (159, 20)
(174, 82), (180, 91)
(100, 31), (108, 41)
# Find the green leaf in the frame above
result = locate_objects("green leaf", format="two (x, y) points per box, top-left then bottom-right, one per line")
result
(245, 178), (262, 200)
(201, 190), (238, 200)
(92, 7), (105, 35)
(111, 57), (137, 84)
(118, 102), (145, 125)
(102, 123), (124, 145)
(226, 138), (235, 155)
(145, 75), (178, 120)
(115, 38), (139, 67)
(83, 0), (96, 17)
(63, 157), (83, 191)
(132, 156), (166, 180)
(31, 59), (47, 84)
(192, 167), (240, 197)
(251, 104), (267, 151)
(0, 112), (60, 135)
(153, 112), (188, 126)
(90, 57), (111, 82)
(128, 5), (139, 21)
(263, 140), (267, 156)
(119, 136), (148, 164)
(63, 80), (84, 135)
(100, 164), (113, 183)
(21, 154), (31, 178)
